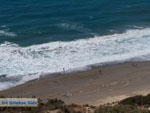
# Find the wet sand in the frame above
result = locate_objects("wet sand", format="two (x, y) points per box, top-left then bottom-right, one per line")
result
(1, 62), (150, 106)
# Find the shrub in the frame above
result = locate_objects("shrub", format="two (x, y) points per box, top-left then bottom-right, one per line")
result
(95, 105), (149, 113)
(62, 104), (86, 113)
(119, 94), (150, 106)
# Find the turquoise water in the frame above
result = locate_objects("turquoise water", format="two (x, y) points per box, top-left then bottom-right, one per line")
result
(1, 0), (150, 90)
(1, 0), (150, 46)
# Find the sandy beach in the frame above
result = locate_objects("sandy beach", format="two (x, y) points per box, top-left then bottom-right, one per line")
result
(0, 62), (150, 106)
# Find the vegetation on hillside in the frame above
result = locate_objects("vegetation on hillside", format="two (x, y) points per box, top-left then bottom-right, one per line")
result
(0, 94), (150, 113)
(95, 105), (149, 113)
(119, 94), (150, 107)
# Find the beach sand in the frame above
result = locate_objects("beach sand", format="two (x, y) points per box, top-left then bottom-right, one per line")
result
(0, 62), (150, 106)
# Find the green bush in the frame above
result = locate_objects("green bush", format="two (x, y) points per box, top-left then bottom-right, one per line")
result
(45, 98), (65, 110)
(95, 105), (149, 113)
(119, 94), (150, 106)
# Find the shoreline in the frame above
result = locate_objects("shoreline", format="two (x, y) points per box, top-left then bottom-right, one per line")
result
(1, 61), (150, 105)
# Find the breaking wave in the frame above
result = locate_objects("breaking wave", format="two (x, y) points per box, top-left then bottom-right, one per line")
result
(1, 28), (150, 90)
(0, 30), (16, 37)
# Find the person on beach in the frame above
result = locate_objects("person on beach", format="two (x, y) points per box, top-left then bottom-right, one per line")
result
(63, 68), (65, 73)
(99, 68), (103, 76)
(99, 69), (103, 75)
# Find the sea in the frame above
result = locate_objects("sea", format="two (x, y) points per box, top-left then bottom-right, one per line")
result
(0, 0), (150, 90)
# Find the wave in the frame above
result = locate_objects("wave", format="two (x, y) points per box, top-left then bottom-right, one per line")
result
(57, 23), (93, 34)
(0, 30), (16, 37)
(1, 28), (150, 90)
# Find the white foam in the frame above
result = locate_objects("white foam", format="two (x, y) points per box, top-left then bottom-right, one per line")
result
(1, 28), (150, 90)
(57, 23), (92, 33)
(0, 82), (16, 90)
(0, 30), (16, 37)
(0, 25), (6, 28)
